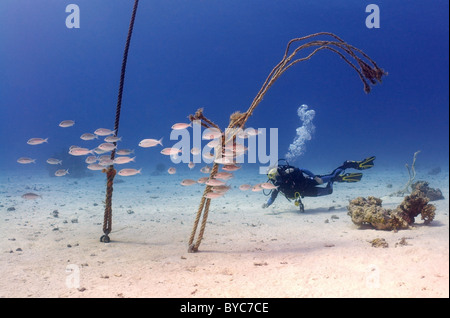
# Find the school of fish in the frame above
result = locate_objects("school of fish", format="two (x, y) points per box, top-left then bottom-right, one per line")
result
(18, 120), (275, 200)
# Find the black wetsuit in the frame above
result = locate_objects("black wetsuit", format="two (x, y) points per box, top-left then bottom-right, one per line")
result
(265, 165), (339, 207)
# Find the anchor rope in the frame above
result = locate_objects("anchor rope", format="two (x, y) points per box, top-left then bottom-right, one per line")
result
(102, 0), (140, 241)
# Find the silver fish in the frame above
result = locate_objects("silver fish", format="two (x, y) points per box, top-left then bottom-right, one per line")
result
(118, 168), (141, 176)
(46, 158), (62, 165)
(59, 120), (75, 128)
(27, 138), (48, 145)
(22, 193), (42, 200)
(17, 157), (36, 164)
(55, 169), (69, 177)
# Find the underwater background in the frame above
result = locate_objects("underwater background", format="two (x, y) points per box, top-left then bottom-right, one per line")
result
(1, 0), (448, 178)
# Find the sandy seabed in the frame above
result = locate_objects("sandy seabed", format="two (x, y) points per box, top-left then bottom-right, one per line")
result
(0, 167), (448, 298)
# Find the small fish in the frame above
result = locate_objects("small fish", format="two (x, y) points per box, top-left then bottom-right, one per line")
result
(214, 157), (234, 165)
(59, 120), (75, 128)
(222, 164), (241, 171)
(251, 184), (263, 192)
(98, 143), (116, 151)
(197, 176), (209, 184)
(22, 192), (42, 200)
(17, 157), (36, 164)
(98, 155), (111, 161)
(46, 158), (62, 165)
(225, 142), (247, 154)
(80, 133), (98, 141)
(87, 163), (104, 171)
(55, 169), (69, 177)
(168, 167), (176, 174)
(190, 147), (201, 155)
(214, 172), (233, 180)
(113, 156), (135, 164)
(93, 147), (109, 154)
(188, 162), (195, 169)
(116, 149), (134, 155)
(99, 158), (114, 166)
(139, 138), (163, 148)
(204, 192), (225, 199)
(94, 128), (115, 136)
(118, 168), (141, 176)
(171, 123), (192, 130)
(69, 147), (93, 156)
(261, 182), (278, 190)
(239, 184), (252, 191)
(27, 138), (48, 145)
(180, 179), (197, 186)
(206, 139), (221, 148)
(212, 185), (231, 193)
(246, 128), (260, 136)
(202, 128), (222, 140)
(200, 165), (212, 174)
(160, 147), (182, 156)
(104, 136), (122, 143)
(205, 178), (226, 187)
(85, 156), (98, 164)
(236, 130), (250, 139)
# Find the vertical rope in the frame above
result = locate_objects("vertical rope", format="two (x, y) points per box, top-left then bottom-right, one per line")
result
(100, 0), (140, 243)
(188, 162), (219, 252)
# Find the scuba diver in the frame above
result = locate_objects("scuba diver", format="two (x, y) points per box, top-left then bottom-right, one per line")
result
(262, 156), (376, 212)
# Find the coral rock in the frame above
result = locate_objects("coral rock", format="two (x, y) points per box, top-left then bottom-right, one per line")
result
(347, 190), (436, 231)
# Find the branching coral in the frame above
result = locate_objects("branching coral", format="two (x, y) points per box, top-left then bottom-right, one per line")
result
(390, 150), (420, 197)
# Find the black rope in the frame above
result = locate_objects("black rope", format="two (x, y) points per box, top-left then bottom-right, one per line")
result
(101, 0), (140, 243)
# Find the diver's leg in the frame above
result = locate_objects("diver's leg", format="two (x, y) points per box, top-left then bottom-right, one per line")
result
(341, 156), (376, 170)
(318, 167), (344, 183)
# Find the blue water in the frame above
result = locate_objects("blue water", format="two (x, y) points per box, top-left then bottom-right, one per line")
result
(1, 0), (448, 178)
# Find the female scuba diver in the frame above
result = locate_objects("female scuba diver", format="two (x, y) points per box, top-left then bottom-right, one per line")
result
(262, 156), (376, 212)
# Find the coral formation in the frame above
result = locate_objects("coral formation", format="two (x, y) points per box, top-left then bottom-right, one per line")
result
(370, 238), (389, 248)
(347, 188), (436, 230)
(411, 181), (444, 201)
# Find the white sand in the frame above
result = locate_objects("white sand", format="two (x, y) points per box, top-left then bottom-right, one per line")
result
(0, 167), (448, 298)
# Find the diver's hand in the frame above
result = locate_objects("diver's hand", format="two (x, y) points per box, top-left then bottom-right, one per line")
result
(262, 203), (268, 209)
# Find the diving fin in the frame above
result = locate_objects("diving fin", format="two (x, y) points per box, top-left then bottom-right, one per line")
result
(342, 156), (376, 170)
(334, 172), (363, 183)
